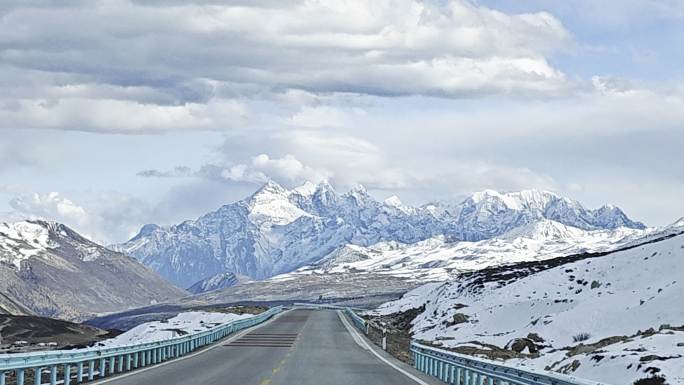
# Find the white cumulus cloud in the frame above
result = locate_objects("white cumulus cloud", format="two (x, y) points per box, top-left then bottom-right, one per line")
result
(221, 154), (331, 186)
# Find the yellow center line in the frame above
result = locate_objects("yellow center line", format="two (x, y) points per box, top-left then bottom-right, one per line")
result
(259, 312), (308, 385)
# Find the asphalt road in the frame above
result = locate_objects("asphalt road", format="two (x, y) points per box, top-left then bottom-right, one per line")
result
(92, 309), (442, 385)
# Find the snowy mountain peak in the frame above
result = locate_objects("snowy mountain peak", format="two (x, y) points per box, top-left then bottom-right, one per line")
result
(344, 184), (370, 205)
(136, 223), (162, 238)
(312, 179), (336, 197)
(251, 180), (289, 198)
(383, 195), (403, 207)
(349, 184), (368, 195)
(316, 179), (334, 190)
(247, 182), (309, 227)
(292, 181), (317, 196)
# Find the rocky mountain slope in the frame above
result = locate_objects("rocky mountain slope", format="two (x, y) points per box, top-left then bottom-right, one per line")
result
(187, 272), (250, 294)
(0, 314), (116, 353)
(0, 291), (33, 316)
(0, 221), (188, 321)
(115, 181), (645, 287)
(371, 224), (684, 385)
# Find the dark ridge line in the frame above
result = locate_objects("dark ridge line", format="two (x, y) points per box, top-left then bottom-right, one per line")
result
(456, 230), (684, 290)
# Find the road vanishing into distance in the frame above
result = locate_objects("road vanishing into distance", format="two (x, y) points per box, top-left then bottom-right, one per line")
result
(91, 309), (442, 385)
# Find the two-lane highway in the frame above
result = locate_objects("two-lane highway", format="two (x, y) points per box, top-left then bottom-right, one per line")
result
(92, 309), (442, 385)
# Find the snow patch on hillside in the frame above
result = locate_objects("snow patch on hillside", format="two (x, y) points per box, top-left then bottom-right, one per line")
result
(99, 311), (254, 347)
(0, 221), (54, 268)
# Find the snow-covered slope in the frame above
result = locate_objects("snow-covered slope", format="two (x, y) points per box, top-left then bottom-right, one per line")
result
(373, 230), (684, 385)
(0, 220), (187, 321)
(0, 221), (54, 269)
(116, 182), (645, 287)
(99, 311), (254, 347)
(286, 220), (648, 281)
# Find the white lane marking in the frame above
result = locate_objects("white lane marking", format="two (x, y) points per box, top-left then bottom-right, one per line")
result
(90, 310), (289, 385)
(336, 311), (368, 350)
(338, 310), (431, 385)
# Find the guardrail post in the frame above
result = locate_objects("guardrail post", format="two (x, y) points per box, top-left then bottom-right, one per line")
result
(63, 364), (71, 385)
(49, 365), (57, 385)
(109, 357), (115, 375)
(34, 367), (41, 385)
(76, 362), (83, 383)
(87, 360), (95, 381)
(17, 369), (24, 385)
(117, 355), (123, 372)
(98, 358), (105, 378)
(0, 371), (5, 385)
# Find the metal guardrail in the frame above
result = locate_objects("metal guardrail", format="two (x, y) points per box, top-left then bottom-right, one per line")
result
(411, 342), (611, 385)
(0, 306), (283, 385)
(344, 308), (368, 335)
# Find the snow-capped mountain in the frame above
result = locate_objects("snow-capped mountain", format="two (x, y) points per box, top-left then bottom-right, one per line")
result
(372, 226), (684, 385)
(0, 220), (187, 321)
(187, 272), (250, 294)
(115, 181), (645, 288)
(436, 189), (644, 241)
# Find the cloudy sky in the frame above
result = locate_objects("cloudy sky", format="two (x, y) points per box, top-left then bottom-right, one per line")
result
(1, 0), (683, 243)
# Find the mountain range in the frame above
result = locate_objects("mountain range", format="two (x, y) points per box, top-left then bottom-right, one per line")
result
(0, 221), (187, 321)
(115, 181), (646, 288)
(283, 219), (654, 281)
